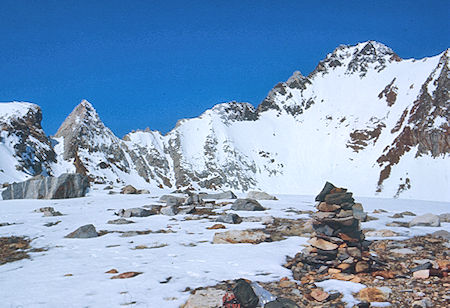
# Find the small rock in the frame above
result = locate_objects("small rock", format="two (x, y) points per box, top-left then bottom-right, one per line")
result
(159, 195), (185, 205)
(365, 229), (399, 237)
(207, 224), (226, 230)
(409, 213), (440, 227)
(65, 224), (98, 238)
(265, 298), (299, 308)
(34, 207), (63, 216)
(216, 213), (242, 224)
(352, 203), (367, 221)
(117, 208), (156, 218)
(184, 194), (204, 205)
(410, 262), (433, 273)
(438, 213), (450, 222)
(355, 261), (369, 273)
(307, 237), (338, 251)
(107, 218), (135, 224)
(212, 230), (270, 244)
(182, 288), (226, 308)
(318, 202), (341, 212)
(160, 205), (178, 216)
(310, 288), (329, 302)
(120, 185), (138, 194)
(413, 269), (430, 279)
(431, 230), (450, 240)
(231, 199), (265, 211)
(105, 269), (118, 274)
(390, 248), (415, 254)
(412, 298), (433, 308)
(401, 211), (416, 216)
(246, 191), (277, 200)
(358, 287), (390, 302)
(110, 272), (142, 279)
(199, 191), (237, 200)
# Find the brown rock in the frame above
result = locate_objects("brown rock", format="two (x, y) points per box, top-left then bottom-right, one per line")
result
(358, 287), (389, 302)
(371, 270), (396, 279)
(310, 288), (329, 302)
(337, 263), (352, 271)
(328, 268), (341, 274)
(212, 230), (270, 244)
(338, 232), (359, 242)
(111, 271), (142, 279)
(413, 269), (430, 279)
(207, 224), (226, 230)
(318, 202), (341, 212)
(308, 237), (338, 251)
(105, 269), (119, 274)
(355, 261), (369, 273)
(332, 273), (355, 281)
(279, 280), (297, 288)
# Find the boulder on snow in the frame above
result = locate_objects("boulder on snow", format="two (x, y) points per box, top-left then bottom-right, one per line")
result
(117, 207), (156, 218)
(231, 199), (266, 211)
(409, 213), (440, 227)
(199, 191), (237, 200)
(184, 194), (204, 205)
(65, 224), (98, 238)
(213, 230), (270, 244)
(120, 185), (137, 194)
(216, 213), (242, 224)
(159, 195), (186, 205)
(246, 191), (277, 200)
(182, 288), (226, 308)
(160, 205), (178, 216)
(2, 173), (89, 200)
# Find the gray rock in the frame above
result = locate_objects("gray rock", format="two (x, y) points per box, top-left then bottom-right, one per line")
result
(159, 195), (185, 205)
(120, 185), (137, 194)
(216, 213), (242, 224)
(391, 248), (415, 254)
(412, 298), (432, 308)
(107, 218), (135, 224)
(438, 213), (450, 222)
(160, 205), (178, 216)
(183, 288), (226, 308)
(352, 203), (367, 222)
(231, 199), (265, 211)
(409, 213), (440, 227)
(184, 194), (204, 205)
(117, 208), (155, 218)
(2, 173), (89, 200)
(65, 224), (98, 238)
(34, 207), (63, 216)
(213, 230), (270, 244)
(431, 230), (450, 240)
(199, 191), (237, 200)
(246, 191), (277, 200)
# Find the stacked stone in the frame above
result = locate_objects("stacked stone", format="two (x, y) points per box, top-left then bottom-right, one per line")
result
(300, 182), (371, 274)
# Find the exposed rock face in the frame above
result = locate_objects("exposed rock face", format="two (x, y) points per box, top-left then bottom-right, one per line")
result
(231, 199), (266, 211)
(65, 224), (98, 238)
(0, 102), (56, 182)
(2, 173), (89, 200)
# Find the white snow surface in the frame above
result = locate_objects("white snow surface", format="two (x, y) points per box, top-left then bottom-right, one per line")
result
(0, 188), (449, 307)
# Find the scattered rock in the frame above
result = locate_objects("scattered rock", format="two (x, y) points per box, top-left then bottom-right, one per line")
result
(44, 221), (61, 227)
(307, 237), (338, 251)
(216, 213), (242, 224)
(199, 191), (237, 200)
(413, 269), (430, 279)
(409, 213), (440, 227)
(182, 288), (226, 308)
(246, 191), (277, 200)
(231, 199), (265, 211)
(438, 213), (450, 222)
(110, 271), (142, 279)
(159, 195), (185, 205)
(2, 173), (89, 200)
(65, 224), (98, 238)
(365, 229), (399, 237)
(430, 230), (450, 240)
(107, 218), (135, 224)
(400, 211), (416, 216)
(117, 207), (156, 218)
(120, 185), (137, 194)
(358, 287), (390, 302)
(207, 224), (226, 230)
(105, 269), (118, 274)
(412, 298), (433, 308)
(34, 207), (63, 216)
(265, 298), (299, 308)
(184, 194), (204, 205)
(213, 230), (270, 244)
(310, 288), (329, 302)
(160, 205), (178, 216)
(390, 248), (415, 255)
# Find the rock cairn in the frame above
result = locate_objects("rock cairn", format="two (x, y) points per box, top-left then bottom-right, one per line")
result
(289, 182), (377, 277)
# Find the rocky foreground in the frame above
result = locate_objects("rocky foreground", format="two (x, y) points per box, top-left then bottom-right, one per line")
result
(0, 183), (449, 307)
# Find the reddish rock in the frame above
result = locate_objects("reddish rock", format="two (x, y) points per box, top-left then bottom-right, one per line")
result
(111, 271), (142, 279)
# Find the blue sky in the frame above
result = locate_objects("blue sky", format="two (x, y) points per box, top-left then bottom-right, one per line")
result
(1, 0), (448, 136)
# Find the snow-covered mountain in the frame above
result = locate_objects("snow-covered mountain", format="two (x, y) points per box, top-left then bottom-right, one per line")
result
(1, 41), (448, 201)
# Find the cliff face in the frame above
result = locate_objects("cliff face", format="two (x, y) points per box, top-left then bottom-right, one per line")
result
(1, 42), (449, 201)
(0, 102), (56, 183)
